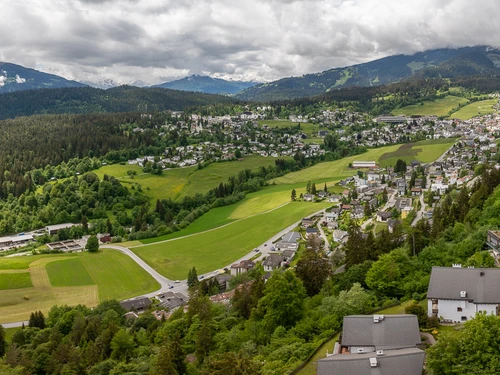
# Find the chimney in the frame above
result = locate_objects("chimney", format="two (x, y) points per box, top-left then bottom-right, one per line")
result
(370, 358), (378, 367)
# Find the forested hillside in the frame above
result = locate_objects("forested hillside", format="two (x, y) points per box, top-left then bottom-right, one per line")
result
(0, 112), (169, 198)
(0, 86), (238, 120)
(2, 164), (500, 374)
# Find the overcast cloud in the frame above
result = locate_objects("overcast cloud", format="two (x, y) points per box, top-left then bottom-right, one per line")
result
(0, 0), (499, 86)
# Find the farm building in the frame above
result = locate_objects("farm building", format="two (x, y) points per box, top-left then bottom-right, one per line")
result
(352, 161), (376, 169)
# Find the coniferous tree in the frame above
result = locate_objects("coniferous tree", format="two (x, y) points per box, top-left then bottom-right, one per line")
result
(0, 324), (6, 358)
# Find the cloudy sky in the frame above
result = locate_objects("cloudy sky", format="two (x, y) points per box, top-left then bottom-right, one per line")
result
(0, 0), (498, 86)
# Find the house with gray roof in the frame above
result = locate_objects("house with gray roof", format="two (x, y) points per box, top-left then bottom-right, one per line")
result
(427, 266), (500, 323)
(317, 314), (424, 375)
(120, 297), (152, 313)
(263, 254), (284, 272)
(317, 347), (425, 375)
(340, 315), (421, 353)
(276, 231), (301, 251)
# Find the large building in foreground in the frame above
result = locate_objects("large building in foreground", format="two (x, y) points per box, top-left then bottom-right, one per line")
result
(317, 315), (425, 375)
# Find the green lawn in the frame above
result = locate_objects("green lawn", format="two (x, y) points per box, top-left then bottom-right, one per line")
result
(271, 145), (402, 184)
(0, 273), (32, 290)
(258, 120), (321, 138)
(46, 258), (95, 287)
(450, 99), (497, 120)
(79, 250), (160, 301)
(0, 250), (159, 323)
(132, 201), (330, 280)
(140, 180), (339, 245)
(378, 138), (456, 167)
(0, 255), (52, 270)
(392, 96), (469, 117)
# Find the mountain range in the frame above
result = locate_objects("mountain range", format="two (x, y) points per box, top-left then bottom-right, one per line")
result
(235, 46), (500, 101)
(0, 62), (86, 93)
(2, 46), (500, 100)
(153, 75), (258, 95)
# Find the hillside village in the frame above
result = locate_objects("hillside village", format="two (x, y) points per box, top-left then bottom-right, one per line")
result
(125, 102), (500, 170)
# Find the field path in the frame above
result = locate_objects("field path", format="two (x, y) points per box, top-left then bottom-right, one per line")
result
(100, 245), (170, 296)
(131, 201), (291, 248)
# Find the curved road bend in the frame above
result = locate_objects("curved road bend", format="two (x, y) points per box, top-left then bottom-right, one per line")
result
(1, 207), (327, 328)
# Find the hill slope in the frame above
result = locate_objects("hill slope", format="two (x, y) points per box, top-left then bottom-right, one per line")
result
(154, 74), (258, 95)
(0, 62), (86, 93)
(0, 85), (239, 120)
(236, 46), (500, 101)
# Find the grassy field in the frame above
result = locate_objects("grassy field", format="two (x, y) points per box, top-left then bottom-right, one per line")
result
(46, 258), (95, 287)
(95, 156), (282, 203)
(0, 249), (159, 323)
(378, 138), (456, 167)
(0, 272), (32, 290)
(140, 180), (341, 245)
(450, 99), (497, 120)
(79, 250), (159, 301)
(271, 145), (401, 184)
(392, 96), (469, 117)
(132, 201), (330, 280)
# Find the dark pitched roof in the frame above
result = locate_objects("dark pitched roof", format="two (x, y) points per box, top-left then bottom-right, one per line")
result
(263, 254), (283, 268)
(306, 227), (319, 233)
(342, 315), (421, 350)
(427, 266), (500, 303)
(120, 297), (152, 311)
(377, 211), (392, 219)
(317, 348), (425, 375)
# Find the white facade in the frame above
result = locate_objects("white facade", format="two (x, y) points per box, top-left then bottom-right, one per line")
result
(428, 299), (498, 323)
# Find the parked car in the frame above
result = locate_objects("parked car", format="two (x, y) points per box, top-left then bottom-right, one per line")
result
(174, 280), (180, 283)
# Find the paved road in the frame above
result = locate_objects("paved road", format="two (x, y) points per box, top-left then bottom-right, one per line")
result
(2, 321), (29, 329)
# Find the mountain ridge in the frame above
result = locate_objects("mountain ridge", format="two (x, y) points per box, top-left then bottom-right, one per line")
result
(153, 74), (258, 95)
(236, 46), (500, 101)
(0, 62), (87, 93)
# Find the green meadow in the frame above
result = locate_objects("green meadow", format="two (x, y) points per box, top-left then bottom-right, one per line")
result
(392, 95), (469, 117)
(0, 249), (159, 323)
(450, 99), (497, 120)
(132, 201), (330, 280)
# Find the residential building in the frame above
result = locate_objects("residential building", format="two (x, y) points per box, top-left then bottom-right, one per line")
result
(306, 227), (319, 237)
(487, 230), (500, 253)
(275, 231), (301, 251)
(427, 266), (500, 323)
(230, 260), (255, 276)
(303, 194), (315, 202)
(120, 297), (152, 313)
(376, 211), (392, 222)
(263, 254), (284, 272)
(317, 314), (424, 375)
(301, 218), (315, 228)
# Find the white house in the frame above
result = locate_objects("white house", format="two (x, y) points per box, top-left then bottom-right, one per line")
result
(427, 266), (500, 323)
